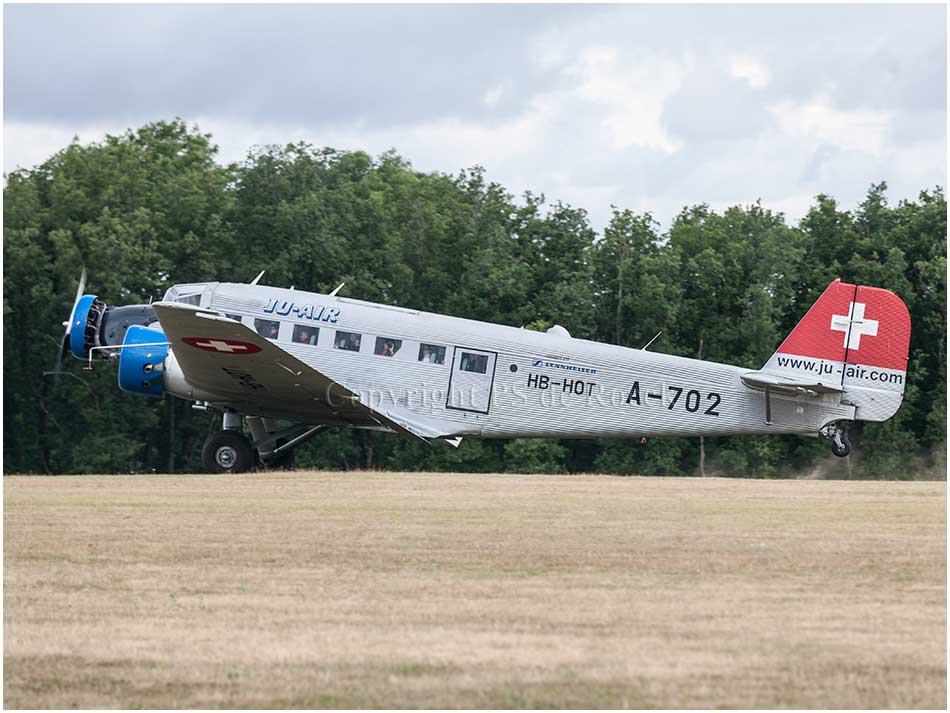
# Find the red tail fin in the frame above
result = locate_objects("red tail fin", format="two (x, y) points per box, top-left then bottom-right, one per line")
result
(764, 280), (911, 421)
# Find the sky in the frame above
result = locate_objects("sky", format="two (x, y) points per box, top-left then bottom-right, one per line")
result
(4, 4), (946, 231)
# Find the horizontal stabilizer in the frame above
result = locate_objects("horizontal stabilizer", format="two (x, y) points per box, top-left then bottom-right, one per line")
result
(741, 371), (844, 396)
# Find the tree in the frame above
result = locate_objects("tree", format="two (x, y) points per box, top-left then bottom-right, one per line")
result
(4, 122), (944, 479)
(3, 120), (233, 473)
(591, 208), (679, 350)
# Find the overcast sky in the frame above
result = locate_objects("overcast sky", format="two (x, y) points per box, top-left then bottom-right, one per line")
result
(4, 4), (946, 231)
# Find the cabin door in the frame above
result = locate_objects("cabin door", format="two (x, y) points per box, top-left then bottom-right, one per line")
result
(446, 347), (497, 414)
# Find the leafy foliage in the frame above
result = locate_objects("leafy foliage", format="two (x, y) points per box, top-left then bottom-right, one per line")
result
(4, 120), (945, 477)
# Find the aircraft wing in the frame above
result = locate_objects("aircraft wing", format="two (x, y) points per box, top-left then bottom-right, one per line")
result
(741, 370), (844, 395)
(150, 302), (463, 444)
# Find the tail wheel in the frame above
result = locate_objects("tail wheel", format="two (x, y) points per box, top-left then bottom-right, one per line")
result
(831, 429), (851, 458)
(202, 430), (255, 473)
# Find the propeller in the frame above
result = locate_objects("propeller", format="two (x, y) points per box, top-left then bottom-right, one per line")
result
(50, 268), (87, 383)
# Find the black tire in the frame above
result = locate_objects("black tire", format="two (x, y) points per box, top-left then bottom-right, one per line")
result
(202, 430), (256, 473)
(831, 431), (851, 458)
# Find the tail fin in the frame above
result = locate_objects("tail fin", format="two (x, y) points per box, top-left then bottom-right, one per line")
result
(761, 280), (911, 422)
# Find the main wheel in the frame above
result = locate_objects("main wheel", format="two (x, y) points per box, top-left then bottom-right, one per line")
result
(831, 430), (851, 458)
(202, 430), (256, 473)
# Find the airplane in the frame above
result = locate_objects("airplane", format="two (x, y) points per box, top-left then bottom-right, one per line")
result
(54, 272), (911, 473)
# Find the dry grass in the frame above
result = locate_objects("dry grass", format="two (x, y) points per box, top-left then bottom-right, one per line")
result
(3, 471), (946, 709)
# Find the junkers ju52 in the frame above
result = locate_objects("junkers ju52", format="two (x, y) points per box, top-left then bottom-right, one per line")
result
(57, 272), (911, 472)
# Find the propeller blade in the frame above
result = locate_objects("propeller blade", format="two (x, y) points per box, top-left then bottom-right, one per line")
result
(64, 268), (87, 336)
(51, 332), (69, 385)
(52, 268), (88, 386)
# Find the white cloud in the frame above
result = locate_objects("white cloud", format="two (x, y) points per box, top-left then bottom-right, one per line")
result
(730, 56), (771, 90)
(563, 46), (685, 153)
(3, 5), (945, 233)
(482, 84), (506, 108)
(769, 93), (893, 155)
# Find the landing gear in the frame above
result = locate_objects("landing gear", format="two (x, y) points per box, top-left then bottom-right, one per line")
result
(820, 423), (852, 458)
(202, 430), (256, 473)
(246, 416), (325, 470)
(830, 428), (851, 458)
(199, 411), (327, 473)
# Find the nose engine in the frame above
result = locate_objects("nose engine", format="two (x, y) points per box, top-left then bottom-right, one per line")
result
(68, 294), (160, 360)
(67, 292), (169, 396)
(68, 294), (108, 360)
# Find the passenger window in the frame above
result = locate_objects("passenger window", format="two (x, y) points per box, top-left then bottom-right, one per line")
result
(460, 352), (488, 374)
(225, 313), (241, 322)
(374, 337), (402, 357)
(254, 318), (280, 340)
(418, 343), (446, 365)
(334, 330), (362, 352)
(293, 325), (319, 345)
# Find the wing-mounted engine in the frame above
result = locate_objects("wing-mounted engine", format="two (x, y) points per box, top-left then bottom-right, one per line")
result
(116, 325), (169, 397)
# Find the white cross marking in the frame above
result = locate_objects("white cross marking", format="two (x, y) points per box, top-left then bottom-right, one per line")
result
(830, 301), (878, 350)
(194, 340), (249, 353)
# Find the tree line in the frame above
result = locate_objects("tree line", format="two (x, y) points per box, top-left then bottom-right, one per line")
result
(4, 120), (945, 477)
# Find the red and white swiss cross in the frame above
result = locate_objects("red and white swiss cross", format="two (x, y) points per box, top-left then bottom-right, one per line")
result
(775, 280), (911, 371)
(182, 337), (262, 355)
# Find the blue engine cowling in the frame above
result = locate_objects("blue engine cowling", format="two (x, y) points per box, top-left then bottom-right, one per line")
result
(118, 325), (168, 397)
(69, 294), (103, 359)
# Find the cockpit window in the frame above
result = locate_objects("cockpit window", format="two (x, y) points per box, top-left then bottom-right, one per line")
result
(162, 283), (210, 306)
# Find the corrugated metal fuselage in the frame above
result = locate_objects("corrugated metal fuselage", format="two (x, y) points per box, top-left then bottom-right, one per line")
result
(190, 282), (853, 439)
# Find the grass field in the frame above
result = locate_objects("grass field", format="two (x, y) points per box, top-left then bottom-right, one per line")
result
(3, 471), (946, 709)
